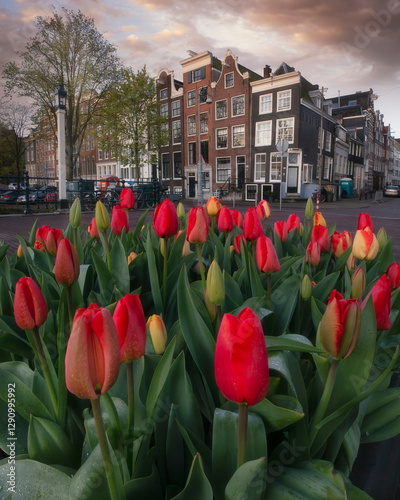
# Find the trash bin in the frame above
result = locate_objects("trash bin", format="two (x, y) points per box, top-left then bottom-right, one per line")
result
(340, 178), (353, 199)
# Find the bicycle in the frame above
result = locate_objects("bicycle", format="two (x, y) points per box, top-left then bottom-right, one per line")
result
(311, 188), (326, 203)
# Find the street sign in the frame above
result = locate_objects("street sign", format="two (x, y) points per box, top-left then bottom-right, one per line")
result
(276, 139), (289, 157)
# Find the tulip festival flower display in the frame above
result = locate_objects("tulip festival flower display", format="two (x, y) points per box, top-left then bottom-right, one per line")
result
(1, 195), (400, 499)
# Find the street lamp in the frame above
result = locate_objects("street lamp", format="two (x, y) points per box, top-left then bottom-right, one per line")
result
(197, 85), (212, 206)
(54, 84), (67, 206)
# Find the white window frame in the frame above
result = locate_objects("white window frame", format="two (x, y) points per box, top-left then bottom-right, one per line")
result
(270, 153), (282, 181)
(187, 90), (195, 108)
(161, 153), (170, 180)
(323, 156), (333, 180)
(172, 121), (181, 145)
(225, 72), (234, 88)
(277, 117), (295, 144)
(200, 112), (208, 134)
(161, 103), (168, 119)
(277, 90), (291, 111)
(259, 94), (272, 114)
(160, 89), (168, 100)
(254, 153), (266, 181)
(173, 151), (182, 180)
(216, 157), (231, 183)
(232, 95), (245, 117)
(325, 131), (332, 152)
(302, 163), (313, 183)
(232, 125), (245, 147)
(216, 99), (228, 120)
(187, 115), (196, 136)
(255, 121), (272, 146)
(216, 128), (228, 149)
(172, 100), (181, 117)
(245, 184), (258, 201)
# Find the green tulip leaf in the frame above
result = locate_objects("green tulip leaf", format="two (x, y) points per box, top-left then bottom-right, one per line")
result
(271, 275), (302, 335)
(361, 388), (400, 443)
(0, 396), (28, 455)
(311, 271), (339, 303)
(225, 457), (268, 500)
(145, 228), (163, 316)
(170, 453), (213, 500)
(224, 271), (243, 310)
(0, 315), (32, 358)
(0, 459), (71, 499)
(110, 236), (130, 294)
(90, 247), (113, 303)
(266, 334), (323, 353)
(333, 246), (352, 273)
(251, 395), (305, 432)
(124, 464), (163, 499)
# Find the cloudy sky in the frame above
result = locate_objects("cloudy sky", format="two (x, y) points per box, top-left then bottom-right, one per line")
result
(1, 0), (400, 134)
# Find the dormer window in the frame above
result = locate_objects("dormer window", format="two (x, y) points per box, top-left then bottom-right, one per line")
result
(225, 72), (234, 88)
(160, 89), (168, 100)
(187, 66), (206, 83)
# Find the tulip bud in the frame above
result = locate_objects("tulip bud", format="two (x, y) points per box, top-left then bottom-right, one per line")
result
(306, 241), (320, 266)
(351, 267), (366, 299)
(204, 288), (217, 321)
(206, 196), (221, 217)
(95, 200), (110, 232)
(305, 197), (314, 220)
(313, 211), (326, 227)
(256, 200), (271, 220)
(301, 275), (312, 300)
(243, 207), (264, 241)
(377, 227), (387, 250)
(119, 187), (135, 210)
(88, 218), (100, 239)
(69, 197), (81, 229)
(311, 224), (330, 253)
(14, 277), (48, 331)
(331, 230), (352, 258)
(362, 275), (391, 330)
(55, 238), (80, 287)
(274, 221), (288, 242)
(127, 251), (138, 265)
(233, 234), (246, 255)
(287, 213), (300, 234)
(215, 307), (269, 406)
(174, 230), (190, 257)
(153, 199), (179, 238)
(147, 315), (167, 355)
(36, 225), (63, 254)
(187, 206), (209, 244)
(217, 206), (234, 233)
(353, 227), (379, 261)
(347, 252), (355, 271)
(17, 245), (23, 258)
(176, 202), (185, 219)
(113, 293), (146, 363)
(256, 235), (280, 274)
(111, 205), (129, 235)
(387, 263), (400, 290)
(358, 213), (373, 232)
(206, 260), (225, 307)
(231, 209), (244, 229)
(299, 222), (304, 237)
(319, 291), (361, 359)
(65, 303), (120, 399)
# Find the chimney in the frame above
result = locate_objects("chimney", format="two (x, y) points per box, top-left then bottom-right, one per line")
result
(263, 65), (272, 78)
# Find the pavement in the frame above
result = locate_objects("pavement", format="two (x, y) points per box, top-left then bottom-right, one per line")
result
(0, 195), (399, 260)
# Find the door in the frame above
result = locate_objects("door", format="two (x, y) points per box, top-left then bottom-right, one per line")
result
(287, 167), (298, 193)
(188, 173), (196, 198)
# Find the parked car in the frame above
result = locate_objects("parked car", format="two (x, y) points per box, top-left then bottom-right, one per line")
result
(30, 186), (57, 202)
(44, 192), (58, 202)
(383, 185), (400, 197)
(8, 182), (25, 190)
(0, 190), (24, 203)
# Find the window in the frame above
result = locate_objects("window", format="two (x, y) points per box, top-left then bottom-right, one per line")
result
(255, 121), (272, 146)
(199, 86), (211, 103)
(236, 155), (246, 187)
(216, 99), (227, 119)
(277, 118), (295, 143)
(225, 72), (234, 88)
(188, 115), (196, 136)
(277, 90), (291, 111)
(173, 152), (182, 179)
(98, 150), (102, 160)
(325, 131), (332, 152)
(92, 156), (96, 175)
(160, 89), (168, 100)
(323, 156), (333, 180)
(216, 157), (231, 182)
(200, 113), (208, 134)
(193, 66), (205, 82)
(232, 95), (245, 116)
(90, 135), (95, 150)
(270, 153), (282, 181)
(217, 128), (228, 149)
(161, 103), (168, 118)
(201, 140), (209, 163)
(187, 91), (195, 107)
(302, 163), (313, 183)
(162, 153), (170, 179)
(259, 94), (272, 114)
(232, 125), (245, 147)
(172, 101), (181, 117)
(172, 121), (181, 144)
(188, 142), (196, 165)
(254, 154), (266, 181)
(104, 150), (109, 160)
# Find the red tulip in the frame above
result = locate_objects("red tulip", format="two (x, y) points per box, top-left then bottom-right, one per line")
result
(311, 224), (330, 253)
(153, 199), (179, 238)
(88, 218), (100, 239)
(187, 206), (209, 243)
(111, 204), (129, 235)
(362, 274), (391, 330)
(14, 277), (48, 331)
(256, 235), (280, 274)
(215, 307), (269, 406)
(243, 207), (264, 241)
(233, 234), (246, 255)
(353, 227), (379, 261)
(65, 303), (120, 399)
(206, 196), (221, 217)
(287, 213), (300, 234)
(319, 290), (361, 359)
(357, 212), (374, 232)
(217, 206), (235, 233)
(274, 220), (288, 243)
(256, 200), (271, 220)
(55, 238), (80, 287)
(113, 294), (146, 363)
(313, 212), (327, 227)
(36, 225), (63, 254)
(231, 209), (244, 229)
(119, 187), (135, 210)
(331, 230), (352, 258)
(387, 263), (400, 290)
(306, 241), (321, 266)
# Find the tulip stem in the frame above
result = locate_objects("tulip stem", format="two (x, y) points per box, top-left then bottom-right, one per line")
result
(238, 402), (248, 468)
(126, 361), (135, 432)
(309, 358), (339, 448)
(162, 238), (169, 308)
(32, 327), (58, 418)
(91, 397), (122, 500)
(102, 231), (112, 272)
(267, 274), (272, 307)
(66, 286), (74, 328)
(196, 243), (206, 291)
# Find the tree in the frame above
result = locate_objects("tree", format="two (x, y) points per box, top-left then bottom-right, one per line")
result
(93, 66), (169, 183)
(2, 8), (121, 179)
(0, 101), (30, 179)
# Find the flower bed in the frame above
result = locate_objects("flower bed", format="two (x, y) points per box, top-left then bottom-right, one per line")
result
(0, 192), (399, 499)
